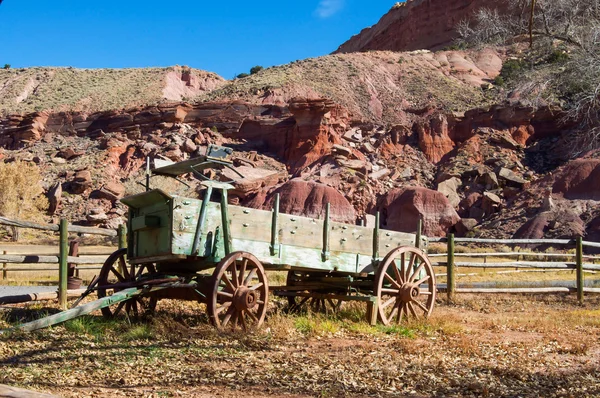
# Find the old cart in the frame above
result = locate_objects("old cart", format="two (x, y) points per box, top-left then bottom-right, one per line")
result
(6, 145), (437, 334)
(88, 145), (437, 331)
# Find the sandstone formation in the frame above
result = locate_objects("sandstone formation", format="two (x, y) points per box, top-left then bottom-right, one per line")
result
(335, 0), (507, 53)
(375, 187), (461, 236)
(246, 179), (356, 224)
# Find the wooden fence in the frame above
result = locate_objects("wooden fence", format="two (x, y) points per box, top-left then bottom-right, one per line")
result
(429, 235), (600, 303)
(1, 215), (600, 308)
(0, 216), (123, 309)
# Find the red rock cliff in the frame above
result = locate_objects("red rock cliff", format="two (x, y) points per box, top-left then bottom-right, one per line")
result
(335, 0), (507, 54)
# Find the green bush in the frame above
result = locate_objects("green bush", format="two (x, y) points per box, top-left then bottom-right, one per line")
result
(500, 59), (527, 81)
(3, 64), (10, 69)
(494, 75), (505, 86)
(249, 65), (263, 75)
(548, 49), (569, 64)
(236, 72), (249, 79)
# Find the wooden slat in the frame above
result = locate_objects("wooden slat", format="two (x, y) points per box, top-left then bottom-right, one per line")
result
(0, 255), (59, 264)
(329, 223), (373, 255)
(433, 261), (576, 269)
(454, 238), (573, 245)
(278, 214), (323, 248)
(454, 287), (574, 293)
(0, 289), (86, 304)
(229, 206), (273, 243)
(0, 216), (117, 236)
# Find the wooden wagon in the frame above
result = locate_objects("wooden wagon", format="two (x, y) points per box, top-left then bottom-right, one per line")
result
(88, 145), (437, 331)
(8, 145), (437, 333)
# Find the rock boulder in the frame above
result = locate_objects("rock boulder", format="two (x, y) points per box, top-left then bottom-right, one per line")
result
(376, 187), (460, 237)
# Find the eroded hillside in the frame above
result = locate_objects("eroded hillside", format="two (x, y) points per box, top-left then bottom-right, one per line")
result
(0, 66), (225, 116)
(202, 49), (503, 124)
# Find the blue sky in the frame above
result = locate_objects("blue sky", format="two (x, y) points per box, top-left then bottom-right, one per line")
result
(1, 0), (399, 79)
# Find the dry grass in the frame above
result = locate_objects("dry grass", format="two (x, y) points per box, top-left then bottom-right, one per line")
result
(1, 295), (599, 397)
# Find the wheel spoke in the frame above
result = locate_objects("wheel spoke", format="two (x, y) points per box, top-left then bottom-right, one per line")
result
(114, 301), (126, 316)
(129, 264), (135, 281)
(243, 268), (257, 285)
(399, 253), (406, 283)
(398, 302), (406, 322)
(414, 275), (430, 286)
(384, 273), (403, 290)
(406, 253), (416, 280)
(215, 302), (231, 315)
(407, 302), (418, 318)
(246, 310), (258, 322)
(381, 297), (396, 309)
(240, 311), (248, 331)
(409, 263), (426, 282)
(222, 306), (236, 327)
(238, 258), (247, 286)
(419, 291), (433, 295)
(381, 288), (400, 294)
(110, 266), (125, 282)
(249, 282), (264, 291)
(119, 257), (129, 279)
(217, 290), (234, 298)
(413, 299), (429, 314)
(221, 273), (236, 293)
(229, 263), (239, 288)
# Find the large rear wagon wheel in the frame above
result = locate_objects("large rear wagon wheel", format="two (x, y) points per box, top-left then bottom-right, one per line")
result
(374, 246), (436, 325)
(97, 249), (157, 320)
(207, 252), (269, 332)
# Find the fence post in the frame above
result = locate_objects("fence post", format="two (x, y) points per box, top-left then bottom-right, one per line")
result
(576, 236), (584, 304)
(58, 218), (69, 310)
(2, 250), (6, 280)
(447, 233), (455, 302)
(118, 224), (127, 250)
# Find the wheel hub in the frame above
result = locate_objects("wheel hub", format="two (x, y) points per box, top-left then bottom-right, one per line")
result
(233, 287), (258, 310)
(399, 283), (420, 303)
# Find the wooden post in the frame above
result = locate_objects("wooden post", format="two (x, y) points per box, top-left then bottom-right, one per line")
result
(118, 224), (127, 250)
(447, 233), (455, 302)
(270, 193), (280, 256)
(220, 188), (232, 256)
(322, 203), (330, 262)
(372, 212), (380, 265)
(58, 218), (69, 310)
(192, 185), (213, 256)
(2, 250), (6, 280)
(576, 236), (584, 304)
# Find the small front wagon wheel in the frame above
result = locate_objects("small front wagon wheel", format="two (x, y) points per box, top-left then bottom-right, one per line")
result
(374, 246), (436, 325)
(97, 249), (157, 320)
(207, 252), (269, 332)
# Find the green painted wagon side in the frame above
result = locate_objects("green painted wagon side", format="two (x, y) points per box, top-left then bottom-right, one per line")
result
(122, 189), (427, 276)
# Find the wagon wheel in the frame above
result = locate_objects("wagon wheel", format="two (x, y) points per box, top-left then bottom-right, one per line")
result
(207, 252), (269, 331)
(374, 246), (436, 325)
(286, 271), (344, 314)
(97, 249), (158, 320)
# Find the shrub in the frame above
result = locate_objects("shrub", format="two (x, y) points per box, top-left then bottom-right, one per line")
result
(249, 65), (263, 75)
(236, 73), (249, 79)
(494, 75), (505, 86)
(3, 64), (10, 70)
(500, 58), (528, 81)
(0, 161), (48, 241)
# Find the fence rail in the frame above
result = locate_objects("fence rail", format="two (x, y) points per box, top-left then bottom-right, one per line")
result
(441, 234), (600, 302)
(0, 216), (123, 309)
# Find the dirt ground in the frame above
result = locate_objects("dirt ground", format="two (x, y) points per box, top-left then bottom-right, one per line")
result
(0, 294), (599, 398)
